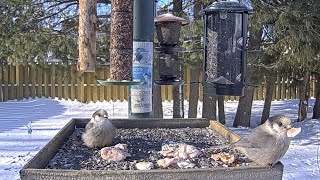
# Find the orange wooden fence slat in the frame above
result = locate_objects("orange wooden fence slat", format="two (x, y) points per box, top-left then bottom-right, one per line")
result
(70, 65), (76, 100)
(30, 65), (36, 99)
(98, 70), (105, 102)
(57, 67), (63, 100)
(0, 65), (317, 102)
(24, 65), (30, 98)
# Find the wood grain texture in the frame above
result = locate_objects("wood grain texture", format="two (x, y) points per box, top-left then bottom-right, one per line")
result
(20, 118), (283, 180)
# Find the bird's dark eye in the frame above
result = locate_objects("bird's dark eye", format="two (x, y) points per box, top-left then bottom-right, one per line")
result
(278, 122), (283, 127)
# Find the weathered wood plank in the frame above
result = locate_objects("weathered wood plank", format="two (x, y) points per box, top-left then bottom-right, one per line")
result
(51, 65), (56, 98)
(30, 65), (36, 99)
(20, 118), (283, 180)
(16, 65), (23, 100)
(44, 64), (50, 98)
(2, 65), (9, 101)
(63, 67), (70, 100)
(70, 65), (76, 100)
(37, 66), (43, 97)
(21, 119), (75, 169)
(57, 67), (63, 100)
(98, 70), (105, 101)
(92, 73), (98, 102)
(9, 64), (15, 99)
(24, 65), (30, 98)
(209, 120), (240, 143)
(106, 68), (112, 101)
(86, 73), (92, 103)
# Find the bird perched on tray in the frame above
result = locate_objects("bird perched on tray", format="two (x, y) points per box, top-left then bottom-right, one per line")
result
(231, 115), (301, 166)
(82, 109), (116, 148)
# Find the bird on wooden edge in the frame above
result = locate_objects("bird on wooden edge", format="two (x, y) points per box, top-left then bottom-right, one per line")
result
(212, 115), (301, 166)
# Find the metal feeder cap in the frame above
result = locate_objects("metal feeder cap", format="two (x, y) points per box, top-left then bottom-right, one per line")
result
(203, 0), (250, 14)
(154, 13), (189, 26)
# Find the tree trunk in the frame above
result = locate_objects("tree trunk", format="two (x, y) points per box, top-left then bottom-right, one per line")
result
(78, 0), (97, 72)
(188, 66), (200, 118)
(312, 73), (320, 119)
(233, 67), (255, 127)
(202, 93), (216, 119)
(153, 57), (163, 118)
(173, 65), (184, 118)
(172, 0), (182, 16)
(298, 71), (310, 121)
(172, 0), (184, 118)
(187, 0), (202, 118)
(261, 72), (276, 124)
(218, 96), (226, 124)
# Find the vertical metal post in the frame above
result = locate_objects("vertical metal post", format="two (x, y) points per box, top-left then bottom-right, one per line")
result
(129, 0), (154, 118)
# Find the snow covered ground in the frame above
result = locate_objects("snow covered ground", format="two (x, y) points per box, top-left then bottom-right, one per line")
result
(0, 97), (319, 179)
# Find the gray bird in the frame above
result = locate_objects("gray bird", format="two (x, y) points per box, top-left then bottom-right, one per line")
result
(82, 109), (116, 148)
(232, 115), (301, 166)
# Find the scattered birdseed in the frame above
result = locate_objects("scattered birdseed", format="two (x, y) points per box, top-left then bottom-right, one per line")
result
(47, 127), (250, 170)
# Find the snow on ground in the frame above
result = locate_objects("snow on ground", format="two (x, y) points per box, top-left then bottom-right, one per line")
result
(0, 97), (319, 179)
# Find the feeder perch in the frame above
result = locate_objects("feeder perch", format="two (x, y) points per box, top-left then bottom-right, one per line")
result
(202, 0), (250, 96)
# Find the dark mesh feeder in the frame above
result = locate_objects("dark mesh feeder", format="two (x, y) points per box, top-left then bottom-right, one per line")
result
(154, 13), (188, 46)
(154, 14), (188, 86)
(159, 53), (178, 80)
(202, 1), (250, 96)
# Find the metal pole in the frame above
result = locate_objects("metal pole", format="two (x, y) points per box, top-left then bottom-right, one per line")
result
(129, 0), (154, 118)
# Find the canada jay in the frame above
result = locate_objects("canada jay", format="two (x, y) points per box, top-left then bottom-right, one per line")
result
(232, 115), (301, 166)
(82, 109), (116, 148)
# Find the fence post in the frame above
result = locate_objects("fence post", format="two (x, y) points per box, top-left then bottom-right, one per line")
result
(16, 65), (23, 100)
(64, 66), (70, 100)
(37, 66), (43, 97)
(106, 67), (112, 101)
(30, 65), (36, 99)
(98, 70), (105, 102)
(57, 66), (63, 100)
(3, 65), (9, 101)
(51, 65), (56, 99)
(93, 72), (98, 102)
(24, 65), (30, 98)
(70, 65), (76, 100)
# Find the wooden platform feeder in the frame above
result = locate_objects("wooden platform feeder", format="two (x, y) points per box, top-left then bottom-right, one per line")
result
(20, 118), (284, 180)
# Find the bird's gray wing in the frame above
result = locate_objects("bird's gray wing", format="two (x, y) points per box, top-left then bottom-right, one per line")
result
(234, 128), (276, 149)
(85, 122), (94, 131)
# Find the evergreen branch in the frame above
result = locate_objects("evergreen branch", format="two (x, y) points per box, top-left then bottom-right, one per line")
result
(37, 2), (78, 22)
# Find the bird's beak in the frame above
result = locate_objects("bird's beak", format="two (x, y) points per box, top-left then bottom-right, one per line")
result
(103, 115), (108, 118)
(285, 125), (292, 130)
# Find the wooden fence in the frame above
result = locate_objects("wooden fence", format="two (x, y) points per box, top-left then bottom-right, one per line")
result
(0, 64), (318, 103)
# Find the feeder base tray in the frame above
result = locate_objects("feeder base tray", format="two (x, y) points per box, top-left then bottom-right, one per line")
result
(154, 80), (184, 86)
(97, 79), (144, 86)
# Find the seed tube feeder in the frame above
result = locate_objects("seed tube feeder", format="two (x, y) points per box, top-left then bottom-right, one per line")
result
(97, 0), (143, 86)
(154, 14), (188, 86)
(203, 0), (249, 96)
